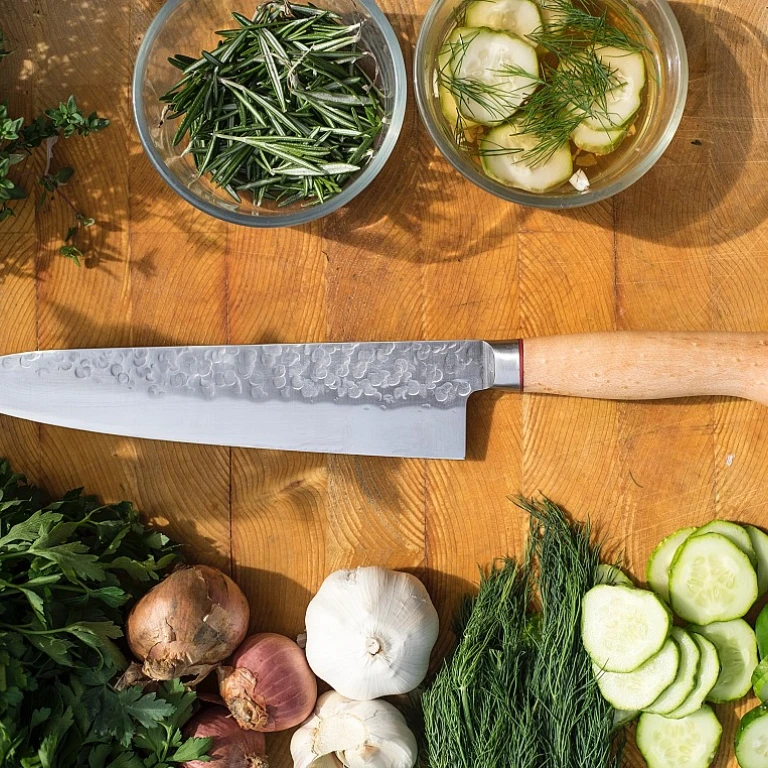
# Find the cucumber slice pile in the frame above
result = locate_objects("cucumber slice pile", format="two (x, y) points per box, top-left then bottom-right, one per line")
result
(465, 0), (542, 44)
(669, 533), (757, 624)
(689, 619), (757, 702)
(480, 123), (573, 192)
(591, 518), (768, 768)
(637, 706), (723, 768)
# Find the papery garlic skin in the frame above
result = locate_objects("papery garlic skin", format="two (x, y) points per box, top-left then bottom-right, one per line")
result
(290, 691), (418, 768)
(305, 566), (439, 700)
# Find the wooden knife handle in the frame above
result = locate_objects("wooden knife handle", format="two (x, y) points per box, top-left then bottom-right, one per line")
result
(521, 332), (768, 405)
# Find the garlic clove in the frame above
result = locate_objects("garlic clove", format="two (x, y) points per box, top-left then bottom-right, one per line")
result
(290, 691), (417, 768)
(305, 567), (439, 701)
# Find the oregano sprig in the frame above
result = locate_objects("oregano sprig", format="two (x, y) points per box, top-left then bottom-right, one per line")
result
(0, 31), (109, 265)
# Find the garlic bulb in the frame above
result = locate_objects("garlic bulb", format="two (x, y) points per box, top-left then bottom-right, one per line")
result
(304, 566), (439, 700)
(290, 691), (417, 768)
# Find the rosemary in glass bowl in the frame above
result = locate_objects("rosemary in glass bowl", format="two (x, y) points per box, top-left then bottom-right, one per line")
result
(160, 2), (385, 208)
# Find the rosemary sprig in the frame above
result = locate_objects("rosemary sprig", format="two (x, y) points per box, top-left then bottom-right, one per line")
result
(161, 2), (384, 207)
(422, 498), (622, 768)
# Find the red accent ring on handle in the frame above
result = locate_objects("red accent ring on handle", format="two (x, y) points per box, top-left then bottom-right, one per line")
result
(518, 339), (524, 391)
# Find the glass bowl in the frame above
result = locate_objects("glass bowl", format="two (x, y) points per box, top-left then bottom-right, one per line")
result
(414, 0), (688, 208)
(133, 0), (407, 227)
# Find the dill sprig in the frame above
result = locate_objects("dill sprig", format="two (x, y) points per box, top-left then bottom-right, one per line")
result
(421, 498), (622, 768)
(160, 2), (384, 208)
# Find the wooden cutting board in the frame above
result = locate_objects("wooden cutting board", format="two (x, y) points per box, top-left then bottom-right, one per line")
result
(1, 0), (767, 765)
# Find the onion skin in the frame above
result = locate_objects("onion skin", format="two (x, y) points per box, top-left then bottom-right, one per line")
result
(182, 708), (268, 768)
(218, 633), (317, 732)
(127, 565), (250, 682)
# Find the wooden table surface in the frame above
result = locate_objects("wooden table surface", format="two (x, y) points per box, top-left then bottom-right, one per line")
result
(1, 0), (767, 765)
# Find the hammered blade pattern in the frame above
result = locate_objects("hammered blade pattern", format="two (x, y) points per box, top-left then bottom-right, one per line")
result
(4, 341), (489, 409)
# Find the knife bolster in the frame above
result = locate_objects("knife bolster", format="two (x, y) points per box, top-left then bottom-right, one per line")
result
(487, 341), (523, 390)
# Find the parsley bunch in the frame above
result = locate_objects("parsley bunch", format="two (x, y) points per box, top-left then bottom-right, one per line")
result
(0, 461), (212, 768)
(0, 28), (109, 266)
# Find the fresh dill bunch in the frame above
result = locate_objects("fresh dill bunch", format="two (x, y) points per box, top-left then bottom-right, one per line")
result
(421, 498), (622, 768)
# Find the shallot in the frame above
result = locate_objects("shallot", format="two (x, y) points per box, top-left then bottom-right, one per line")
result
(127, 564), (250, 682)
(218, 633), (317, 732)
(182, 708), (268, 768)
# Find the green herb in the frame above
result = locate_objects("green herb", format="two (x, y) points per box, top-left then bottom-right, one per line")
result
(421, 498), (621, 768)
(0, 460), (210, 768)
(0, 32), (109, 264)
(161, 2), (384, 207)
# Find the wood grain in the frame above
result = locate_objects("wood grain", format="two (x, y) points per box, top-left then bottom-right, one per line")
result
(1, 0), (768, 766)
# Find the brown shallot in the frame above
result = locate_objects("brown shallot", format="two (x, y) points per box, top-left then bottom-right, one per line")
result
(218, 633), (317, 732)
(127, 564), (250, 682)
(182, 708), (268, 768)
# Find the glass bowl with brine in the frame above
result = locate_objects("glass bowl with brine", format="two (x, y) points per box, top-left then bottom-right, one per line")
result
(134, 0), (406, 227)
(414, 0), (687, 208)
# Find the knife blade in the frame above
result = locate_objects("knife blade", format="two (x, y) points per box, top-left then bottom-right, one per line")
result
(0, 341), (520, 459)
(1, 332), (766, 459)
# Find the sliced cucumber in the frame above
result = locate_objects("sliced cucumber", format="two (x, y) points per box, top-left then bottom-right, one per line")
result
(594, 637), (679, 711)
(480, 122), (573, 193)
(446, 28), (539, 124)
(736, 703), (768, 768)
(637, 706), (722, 768)
(753, 658), (768, 701)
(596, 563), (633, 587)
(689, 619), (758, 703)
(581, 585), (670, 672)
(437, 35), (477, 129)
(612, 708), (639, 731)
(534, 0), (571, 29)
(758, 605), (768, 660)
(576, 46), (645, 131)
(571, 121), (626, 155)
(465, 0), (542, 44)
(666, 634), (721, 720)
(746, 525), (768, 596)
(669, 532), (758, 624)
(646, 527), (697, 605)
(693, 520), (757, 567)
(645, 628), (700, 716)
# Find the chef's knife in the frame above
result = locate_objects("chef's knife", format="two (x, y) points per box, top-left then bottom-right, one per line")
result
(0, 332), (766, 459)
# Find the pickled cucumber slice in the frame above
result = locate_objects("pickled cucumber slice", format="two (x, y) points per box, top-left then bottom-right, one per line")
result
(446, 28), (539, 124)
(465, 0), (542, 44)
(578, 46), (646, 131)
(571, 121), (627, 155)
(480, 122), (572, 193)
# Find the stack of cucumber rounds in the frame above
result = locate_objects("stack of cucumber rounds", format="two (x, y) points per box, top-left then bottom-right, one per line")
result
(583, 520), (768, 768)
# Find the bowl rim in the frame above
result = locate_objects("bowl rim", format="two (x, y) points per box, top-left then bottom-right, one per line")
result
(132, 0), (408, 228)
(413, 0), (689, 209)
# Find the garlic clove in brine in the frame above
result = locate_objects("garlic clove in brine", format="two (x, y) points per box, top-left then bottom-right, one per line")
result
(304, 566), (439, 701)
(290, 691), (418, 768)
